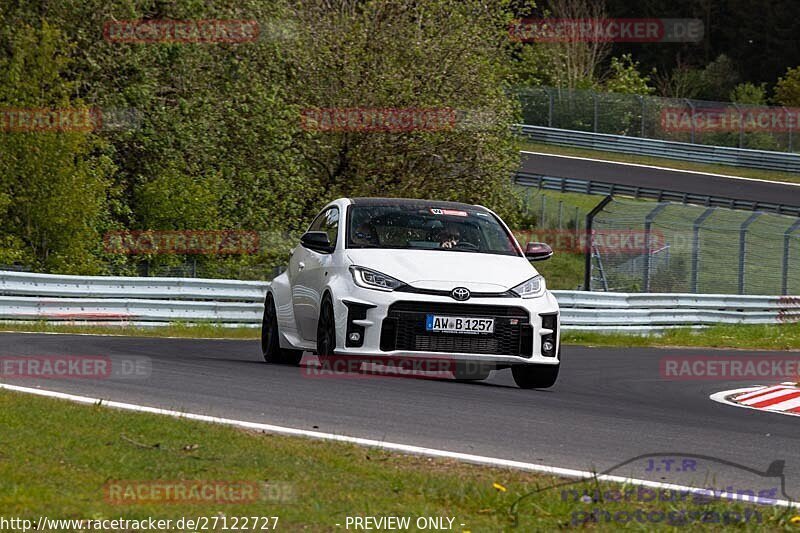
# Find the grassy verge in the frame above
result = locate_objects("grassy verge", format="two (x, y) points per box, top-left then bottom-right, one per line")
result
(2, 321), (799, 351)
(0, 389), (797, 531)
(0, 321), (259, 340)
(518, 140), (800, 185)
(563, 323), (800, 351)
(532, 251), (585, 290)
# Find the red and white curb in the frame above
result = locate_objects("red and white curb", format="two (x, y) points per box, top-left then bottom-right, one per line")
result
(710, 383), (800, 417)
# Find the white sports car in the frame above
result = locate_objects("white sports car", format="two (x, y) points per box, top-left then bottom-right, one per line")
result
(262, 197), (561, 388)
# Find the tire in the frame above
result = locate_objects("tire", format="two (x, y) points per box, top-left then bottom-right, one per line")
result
(261, 294), (303, 366)
(316, 294), (337, 359)
(452, 362), (492, 381)
(511, 363), (559, 389)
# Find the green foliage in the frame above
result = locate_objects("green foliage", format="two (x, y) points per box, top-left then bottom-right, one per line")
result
(774, 66), (800, 107)
(286, 0), (522, 223)
(729, 82), (767, 105)
(0, 22), (115, 273)
(697, 54), (739, 101)
(0, 0), (527, 275)
(602, 54), (654, 96)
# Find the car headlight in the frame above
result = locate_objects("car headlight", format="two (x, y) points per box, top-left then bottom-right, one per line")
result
(511, 275), (545, 298)
(349, 266), (405, 291)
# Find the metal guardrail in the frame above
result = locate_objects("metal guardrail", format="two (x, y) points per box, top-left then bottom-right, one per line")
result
(514, 172), (800, 218)
(516, 124), (800, 173)
(0, 271), (797, 333)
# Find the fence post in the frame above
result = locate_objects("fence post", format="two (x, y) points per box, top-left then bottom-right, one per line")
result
(686, 99), (696, 144)
(640, 95), (646, 137)
(548, 90), (554, 128)
(738, 212), (762, 294)
(558, 201), (563, 229)
(540, 195), (546, 226)
(593, 92), (598, 133)
(643, 203), (669, 292)
(584, 195), (613, 291)
(690, 208), (716, 293)
(734, 103), (744, 149)
(785, 106), (794, 152)
(782, 220), (800, 295)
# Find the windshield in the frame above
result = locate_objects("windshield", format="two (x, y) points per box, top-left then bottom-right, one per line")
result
(346, 203), (520, 256)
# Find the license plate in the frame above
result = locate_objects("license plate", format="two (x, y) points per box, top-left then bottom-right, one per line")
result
(425, 314), (494, 334)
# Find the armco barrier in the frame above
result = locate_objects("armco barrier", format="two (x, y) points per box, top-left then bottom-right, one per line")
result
(516, 124), (800, 173)
(0, 271), (797, 333)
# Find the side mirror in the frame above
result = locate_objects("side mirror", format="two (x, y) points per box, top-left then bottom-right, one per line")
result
(300, 231), (333, 253)
(525, 242), (553, 261)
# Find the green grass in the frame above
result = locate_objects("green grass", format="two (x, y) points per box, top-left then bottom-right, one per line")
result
(518, 140), (800, 185)
(3, 321), (800, 351)
(563, 323), (800, 351)
(533, 251), (585, 290)
(1, 389), (798, 531)
(0, 321), (259, 340)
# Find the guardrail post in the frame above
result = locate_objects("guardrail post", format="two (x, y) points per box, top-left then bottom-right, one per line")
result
(738, 212), (762, 294)
(643, 203), (669, 292)
(584, 195), (613, 291)
(690, 208), (716, 293)
(782, 219), (800, 295)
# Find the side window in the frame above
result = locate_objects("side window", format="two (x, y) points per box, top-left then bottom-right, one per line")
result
(308, 207), (339, 250)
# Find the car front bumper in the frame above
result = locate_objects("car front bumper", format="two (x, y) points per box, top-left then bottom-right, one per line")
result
(328, 284), (561, 366)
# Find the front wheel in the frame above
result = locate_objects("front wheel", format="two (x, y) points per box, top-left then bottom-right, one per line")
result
(316, 295), (337, 359)
(262, 294), (303, 366)
(511, 363), (559, 389)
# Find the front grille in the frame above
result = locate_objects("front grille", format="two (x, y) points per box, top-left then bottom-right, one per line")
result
(381, 301), (532, 357)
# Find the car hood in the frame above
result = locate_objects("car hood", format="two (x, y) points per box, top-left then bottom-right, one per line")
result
(345, 248), (539, 292)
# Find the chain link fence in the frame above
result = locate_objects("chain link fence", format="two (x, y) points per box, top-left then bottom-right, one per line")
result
(517, 87), (799, 153)
(588, 198), (800, 294)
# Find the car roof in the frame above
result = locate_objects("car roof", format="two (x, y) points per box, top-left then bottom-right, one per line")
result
(347, 197), (489, 212)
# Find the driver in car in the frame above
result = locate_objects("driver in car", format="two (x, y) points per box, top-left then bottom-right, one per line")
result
(437, 224), (461, 249)
(353, 222), (379, 246)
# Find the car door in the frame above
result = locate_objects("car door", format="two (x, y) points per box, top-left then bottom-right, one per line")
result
(291, 206), (340, 341)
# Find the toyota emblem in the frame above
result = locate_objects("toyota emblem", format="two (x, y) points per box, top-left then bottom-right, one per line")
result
(451, 287), (470, 301)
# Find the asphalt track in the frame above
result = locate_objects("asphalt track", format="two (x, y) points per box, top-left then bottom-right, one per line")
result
(2, 332), (799, 500)
(519, 152), (800, 209)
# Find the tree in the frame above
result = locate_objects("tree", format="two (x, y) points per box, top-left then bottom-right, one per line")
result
(602, 54), (654, 95)
(0, 22), (115, 273)
(774, 66), (800, 107)
(729, 82), (767, 105)
(286, 0), (523, 222)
